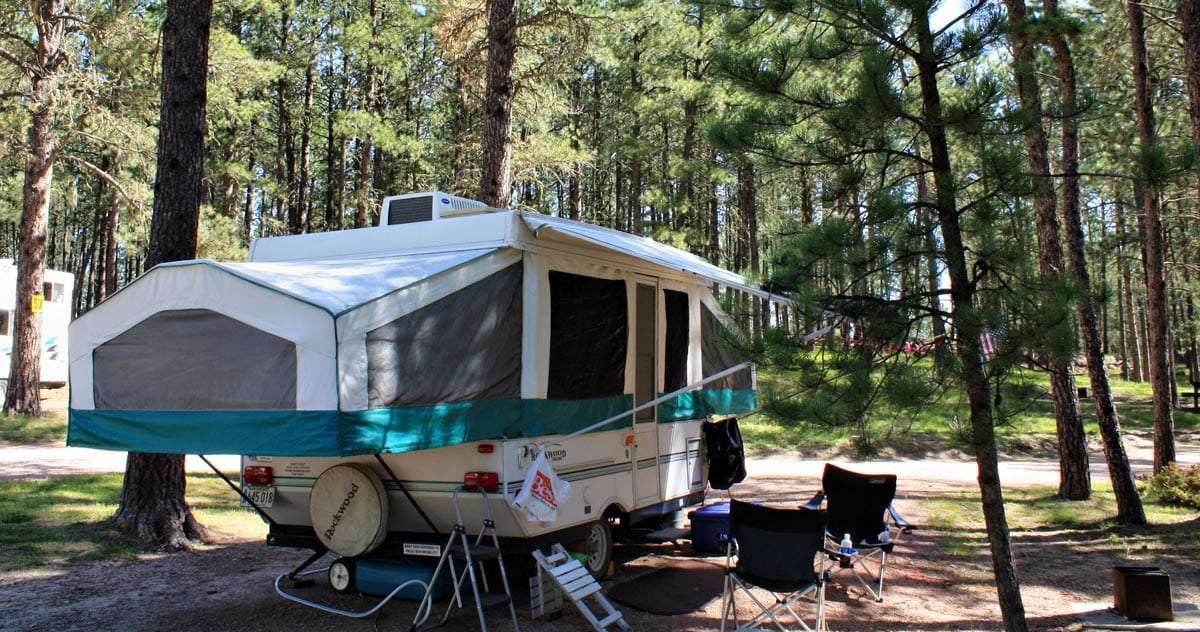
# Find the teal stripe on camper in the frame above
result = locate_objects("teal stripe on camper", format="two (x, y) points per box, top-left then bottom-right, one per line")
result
(520, 395), (634, 436)
(70, 395), (641, 457)
(339, 397), (524, 454)
(341, 395), (635, 454)
(67, 408), (341, 456)
(657, 388), (758, 422)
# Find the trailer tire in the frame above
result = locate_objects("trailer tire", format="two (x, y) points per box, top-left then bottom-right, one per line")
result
(329, 558), (356, 594)
(309, 463), (389, 557)
(582, 520), (613, 579)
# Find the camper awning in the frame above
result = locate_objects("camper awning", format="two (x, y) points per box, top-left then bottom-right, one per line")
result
(521, 214), (791, 304)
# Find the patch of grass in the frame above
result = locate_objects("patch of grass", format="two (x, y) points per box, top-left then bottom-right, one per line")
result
(742, 363), (1196, 457)
(925, 485), (1200, 557)
(0, 409), (67, 445)
(0, 473), (266, 574)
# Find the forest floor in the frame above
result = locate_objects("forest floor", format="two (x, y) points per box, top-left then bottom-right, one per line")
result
(0, 460), (1198, 631)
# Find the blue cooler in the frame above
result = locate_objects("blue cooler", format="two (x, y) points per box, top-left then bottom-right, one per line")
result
(689, 502), (731, 553)
(355, 557), (452, 601)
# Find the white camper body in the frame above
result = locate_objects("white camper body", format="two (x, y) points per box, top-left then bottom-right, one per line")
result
(68, 192), (773, 574)
(0, 260), (72, 386)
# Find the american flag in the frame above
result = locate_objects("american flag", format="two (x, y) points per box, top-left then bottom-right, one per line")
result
(979, 329), (997, 363)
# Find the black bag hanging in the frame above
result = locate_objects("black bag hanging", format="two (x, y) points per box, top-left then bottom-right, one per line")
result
(703, 416), (747, 490)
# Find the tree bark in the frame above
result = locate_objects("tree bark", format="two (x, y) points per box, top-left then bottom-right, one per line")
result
(4, 0), (69, 415)
(1181, 0), (1200, 201)
(353, 0), (378, 228)
(296, 60), (314, 234)
(915, 9), (1027, 629)
(1125, 0), (1176, 469)
(478, 0), (517, 208)
(1045, 0), (1145, 522)
(113, 0), (213, 552)
(1003, 0), (1089, 499)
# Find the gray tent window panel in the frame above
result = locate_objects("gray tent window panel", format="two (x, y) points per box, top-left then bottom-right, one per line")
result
(663, 289), (689, 392)
(701, 305), (753, 390)
(367, 263), (522, 408)
(93, 308), (298, 410)
(547, 271), (628, 400)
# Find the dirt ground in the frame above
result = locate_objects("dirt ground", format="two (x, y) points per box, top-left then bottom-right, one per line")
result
(2, 464), (1197, 632)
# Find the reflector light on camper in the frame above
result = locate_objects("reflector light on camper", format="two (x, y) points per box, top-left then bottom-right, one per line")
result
(477, 444), (495, 454)
(463, 471), (499, 492)
(243, 466), (274, 486)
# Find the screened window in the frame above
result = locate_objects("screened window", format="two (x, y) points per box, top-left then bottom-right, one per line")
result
(663, 289), (689, 392)
(367, 264), (522, 408)
(701, 305), (753, 389)
(547, 271), (627, 399)
(93, 308), (298, 410)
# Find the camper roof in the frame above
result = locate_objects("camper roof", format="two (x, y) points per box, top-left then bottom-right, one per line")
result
(155, 248), (497, 315)
(249, 208), (786, 303)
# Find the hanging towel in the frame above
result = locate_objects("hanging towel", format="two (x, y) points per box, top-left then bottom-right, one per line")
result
(703, 416), (747, 490)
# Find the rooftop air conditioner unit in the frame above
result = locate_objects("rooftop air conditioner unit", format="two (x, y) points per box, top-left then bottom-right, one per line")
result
(379, 192), (490, 226)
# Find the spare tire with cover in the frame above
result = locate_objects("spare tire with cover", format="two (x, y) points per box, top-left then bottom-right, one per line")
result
(309, 463), (389, 557)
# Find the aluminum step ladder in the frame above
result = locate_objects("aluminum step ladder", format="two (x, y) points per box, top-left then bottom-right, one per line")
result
(532, 544), (629, 631)
(423, 486), (521, 632)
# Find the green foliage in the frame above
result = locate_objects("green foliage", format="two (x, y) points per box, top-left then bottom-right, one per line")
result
(1139, 463), (1200, 510)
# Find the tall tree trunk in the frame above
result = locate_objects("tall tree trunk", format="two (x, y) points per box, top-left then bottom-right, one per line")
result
(5, 0), (68, 415)
(1181, 0), (1200, 201)
(100, 154), (122, 300)
(478, 0), (517, 208)
(915, 9), (1027, 629)
(296, 60), (314, 234)
(1003, 0), (1089, 499)
(707, 148), (719, 264)
(113, 0), (213, 551)
(1046, 0), (1144, 521)
(1125, 0), (1176, 469)
(353, 0), (378, 228)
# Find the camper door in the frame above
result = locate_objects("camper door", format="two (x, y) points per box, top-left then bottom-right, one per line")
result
(632, 276), (661, 506)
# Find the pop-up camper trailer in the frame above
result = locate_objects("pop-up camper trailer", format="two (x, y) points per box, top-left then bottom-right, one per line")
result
(1, 260), (72, 389)
(66, 192), (785, 590)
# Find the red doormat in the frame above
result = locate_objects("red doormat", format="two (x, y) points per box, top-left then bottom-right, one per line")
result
(607, 559), (726, 615)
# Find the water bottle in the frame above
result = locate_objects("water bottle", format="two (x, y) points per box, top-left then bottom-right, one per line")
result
(839, 533), (855, 567)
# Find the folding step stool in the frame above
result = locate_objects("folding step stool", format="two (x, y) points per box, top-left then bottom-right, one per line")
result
(425, 487), (522, 632)
(532, 544), (629, 631)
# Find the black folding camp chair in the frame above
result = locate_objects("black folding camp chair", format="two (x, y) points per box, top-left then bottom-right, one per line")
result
(804, 463), (913, 602)
(719, 500), (828, 632)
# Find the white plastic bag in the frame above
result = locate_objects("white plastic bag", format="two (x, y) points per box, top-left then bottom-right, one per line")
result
(512, 451), (572, 524)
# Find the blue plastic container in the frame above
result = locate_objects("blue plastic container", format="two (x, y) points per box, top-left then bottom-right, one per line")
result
(689, 502), (731, 553)
(355, 558), (452, 602)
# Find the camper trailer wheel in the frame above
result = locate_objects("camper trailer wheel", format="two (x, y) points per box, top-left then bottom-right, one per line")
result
(583, 520), (613, 578)
(328, 558), (356, 593)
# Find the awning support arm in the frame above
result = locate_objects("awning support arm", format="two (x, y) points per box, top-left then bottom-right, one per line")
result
(373, 454), (440, 536)
(197, 454), (277, 527)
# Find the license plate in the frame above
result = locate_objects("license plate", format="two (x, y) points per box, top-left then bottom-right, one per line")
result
(240, 485), (276, 508)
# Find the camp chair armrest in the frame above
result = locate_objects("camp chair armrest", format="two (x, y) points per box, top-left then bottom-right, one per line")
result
(803, 490), (825, 510)
(887, 505), (913, 531)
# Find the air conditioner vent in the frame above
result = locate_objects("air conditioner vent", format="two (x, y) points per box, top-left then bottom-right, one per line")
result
(387, 196), (434, 225)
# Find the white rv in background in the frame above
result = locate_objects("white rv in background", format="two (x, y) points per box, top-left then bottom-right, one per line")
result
(0, 260), (72, 387)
